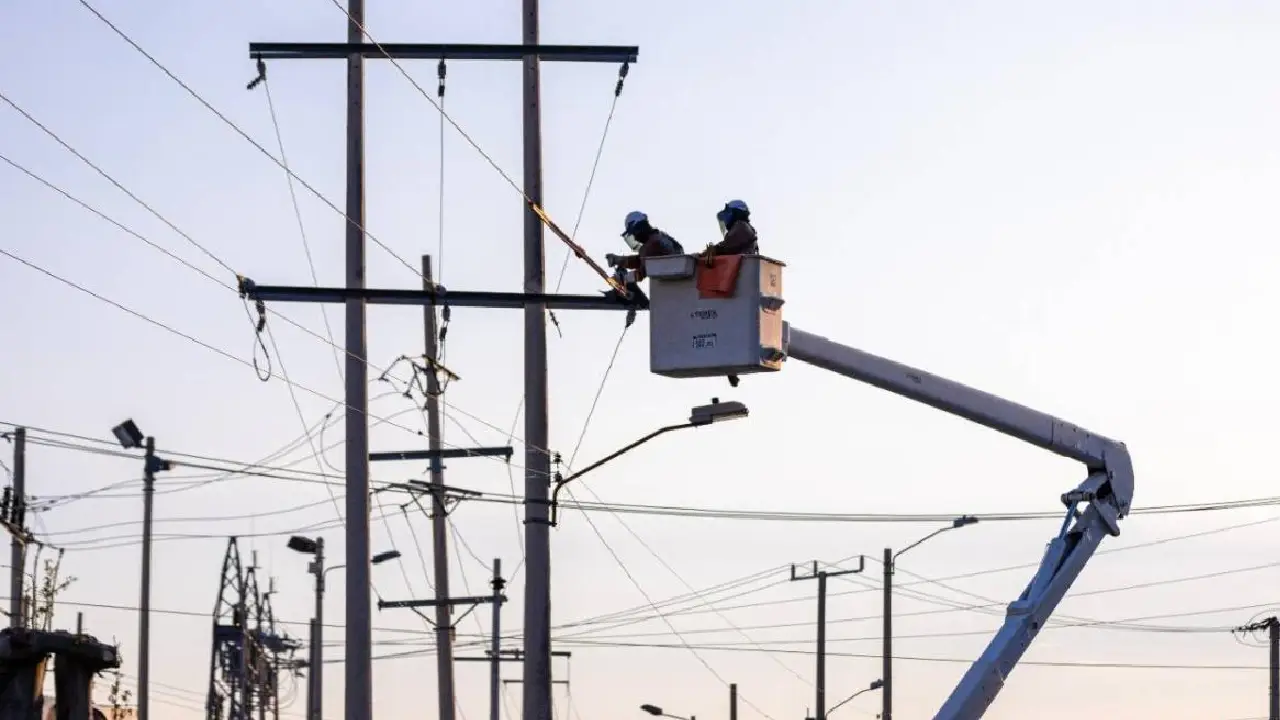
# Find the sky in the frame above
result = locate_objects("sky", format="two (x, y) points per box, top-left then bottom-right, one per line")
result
(2, 0), (1280, 718)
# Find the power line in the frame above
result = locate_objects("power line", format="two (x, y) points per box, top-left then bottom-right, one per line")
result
(316, 0), (625, 293)
(0, 252), (548, 477)
(257, 71), (344, 385)
(0, 123), (550, 467)
(568, 487), (778, 720)
(528, 639), (1271, 672)
(75, 0), (426, 281)
(18, 426), (1280, 539)
(548, 62), (630, 331)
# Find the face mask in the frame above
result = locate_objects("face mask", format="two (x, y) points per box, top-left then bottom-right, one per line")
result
(623, 233), (642, 251)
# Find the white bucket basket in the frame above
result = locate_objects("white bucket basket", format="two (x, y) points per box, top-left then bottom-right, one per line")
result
(644, 254), (786, 378)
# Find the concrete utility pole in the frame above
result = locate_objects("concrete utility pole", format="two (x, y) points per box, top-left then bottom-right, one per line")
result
(1273, 619), (1279, 720)
(1238, 616), (1280, 720)
(421, 255), (458, 720)
(790, 559), (865, 720)
(882, 548), (893, 720)
(8, 426), (25, 628)
(138, 435), (162, 720)
(729, 683), (737, 720)
(519, 0), (555, 719)
(308, 539), (325, 720)
(342, 0), (373, 717)
(491, 559), (505, 720)
(240, 24), (635, 720)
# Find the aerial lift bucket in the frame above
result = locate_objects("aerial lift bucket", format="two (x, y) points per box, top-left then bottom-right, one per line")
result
(643, 253), (787, 379)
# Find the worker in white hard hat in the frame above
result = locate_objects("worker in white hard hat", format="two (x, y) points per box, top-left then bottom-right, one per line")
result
(605, 210), (684, 283)
(703, 199), (759, 261)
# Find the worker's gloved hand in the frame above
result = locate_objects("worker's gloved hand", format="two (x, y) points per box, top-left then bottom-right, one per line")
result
(605, 253), (621, 267)
(701, 243), (717, 267)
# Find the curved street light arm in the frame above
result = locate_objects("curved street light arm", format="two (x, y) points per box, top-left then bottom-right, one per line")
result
(549, 422), (695, 526)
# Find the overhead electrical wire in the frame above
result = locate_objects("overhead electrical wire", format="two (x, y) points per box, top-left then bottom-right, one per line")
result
(256, 64), (344, 384)
(314, 0), (627, 295)
(0, 249), (553, 482)
(564, 484), (779, 719)
(15, 425), (1280, 540)
(0, 114), (557, 473)
(75, 0), (427, 282)
(547, 61), (631, 333)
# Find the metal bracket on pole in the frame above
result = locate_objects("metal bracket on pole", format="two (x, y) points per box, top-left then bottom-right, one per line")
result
(238, 277), (647, 312)
(250, 42), (637, 63)
(379, 596), (503, 610)
(790, 558), (867, 720)
(369, 446), (513, 463)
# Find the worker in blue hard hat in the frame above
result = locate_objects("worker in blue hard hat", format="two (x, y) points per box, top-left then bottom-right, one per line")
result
(605, 210), (684, 283)
(704, 199), (759, 259)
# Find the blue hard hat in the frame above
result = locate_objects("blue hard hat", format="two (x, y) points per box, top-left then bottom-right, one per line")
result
(716, 199), (750, 224)
(622, 210), (648, 236)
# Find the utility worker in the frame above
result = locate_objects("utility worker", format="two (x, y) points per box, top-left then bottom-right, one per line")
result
(605, 210), (684, 283)
(704, 199), (759, 259)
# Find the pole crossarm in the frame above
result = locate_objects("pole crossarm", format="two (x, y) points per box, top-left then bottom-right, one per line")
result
(238, 277), (646, 312)
(249, 42), (638, 63)
(369, 446), (513, 462)
(379, 595), (503, 610)
(789, 557), (867, 581)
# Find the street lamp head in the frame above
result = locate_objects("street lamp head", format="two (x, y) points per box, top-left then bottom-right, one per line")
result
(952, 515), (979, 529)
(287, 535), (319, 554)
(110, 419), (144, 450)
(689, 398), (749, 426)
(371, 549), (402, 565)
(869, 678), (885, 690)
(640, 705), (663, 716)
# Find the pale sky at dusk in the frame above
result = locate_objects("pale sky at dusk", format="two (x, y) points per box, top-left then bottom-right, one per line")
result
(3, 2), (1280, 719)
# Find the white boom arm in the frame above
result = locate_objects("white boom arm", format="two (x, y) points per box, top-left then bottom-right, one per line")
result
(783, 324), (1134, 720)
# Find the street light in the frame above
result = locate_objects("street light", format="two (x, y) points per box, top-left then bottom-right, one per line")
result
(828, 678), (883, 716)
(111, 418), (168, 720)
(549, 399), (748, 526)
(882, 516), (978, 720)
(289, 537), (401, 720)
(640, 704), (694, 720)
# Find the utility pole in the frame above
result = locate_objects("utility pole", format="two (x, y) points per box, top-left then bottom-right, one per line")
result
(520, 0), (554, 717)
(790, 558), (865, 720)
(380, 592), (507, 715)
(729, 683), (737, 720)
(1237, 616), (1280, 720)
(342, 0), (373, 717)
(491, 559), (505, 720)
(241, 23), (635, 720)
(8, 426), (25, 628)
(138, 434), (166, 720)
(307, 539), (325, 720)
(882, 548), (892, 720)
(1273, 619), (1279, 720)
(421, 254), (458, 720)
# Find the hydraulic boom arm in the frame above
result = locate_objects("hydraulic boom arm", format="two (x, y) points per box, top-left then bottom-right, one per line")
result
(783, 324), (1134, 720)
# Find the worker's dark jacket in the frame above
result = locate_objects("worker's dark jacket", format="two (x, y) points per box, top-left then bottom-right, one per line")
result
(617, 231), (682, 276)
(712, 220), (759, 255)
